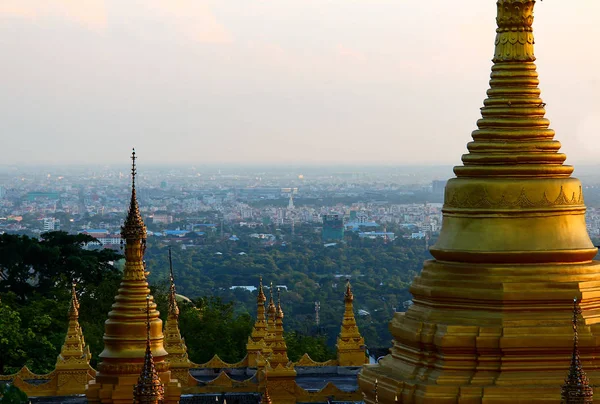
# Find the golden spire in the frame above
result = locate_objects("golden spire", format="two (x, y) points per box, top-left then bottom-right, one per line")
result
(167, 247), (179, 319)
(247, 276), (270, 367)
(269, 287), (290, 368)
(56, 283), (89, 367)
(275, 288), (284, 320)
(121, 148), (147, 242)
(561, 298), (593, 404)
(336, 279), (366, 366)
(267, 282), (276, 324)
(257, 276), (267, 306)
(87, 151), (177, 404)
(163, 247), (191, 383)
(133, 296), (165, 404)
(454, 0), (571, 179)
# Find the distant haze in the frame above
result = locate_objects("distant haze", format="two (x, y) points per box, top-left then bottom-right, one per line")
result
(1, 1), (599, 166)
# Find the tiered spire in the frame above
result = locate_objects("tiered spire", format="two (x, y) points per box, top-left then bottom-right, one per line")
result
(561, 298), (593, 404)
(121, 148), (146, 242)
(87, 150), (179, 403)
(133, 296), (165, 404)
(163, 248), (191, 383)
(246, 276), (271, 366)
(56, 283), (89, 367)
(336, 280), (366, 366)
(269, 288), (290, 368)
(453, 0), (572, 179)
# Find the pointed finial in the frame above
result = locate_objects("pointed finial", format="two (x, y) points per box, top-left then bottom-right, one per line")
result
(121, 148), (146, 241)
(257, 275), (266, 304)
(133, 295), (165, 403)
(276, 287), (284, 319)
(69, 282), (79, 319)
(374, 378), (379, 404)
(345, 278), (354, 303)
(267, 282), (276, 322)
(561, 298), (593, 403)
(168, 247), (179, 318)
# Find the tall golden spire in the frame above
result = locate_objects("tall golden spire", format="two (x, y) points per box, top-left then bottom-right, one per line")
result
(267, 282), (276, 324)
(336, 279), (366, 366)
(87, 150), (180, 404)
(247, 276), (270, 366)
(121, 148), (146, 242)
(133, 296), (165, 404)
(359, 1), (600, 403)
(163, 247), (191, 384)
(561, 299), (593, 404)
(268, 288), (290, 368)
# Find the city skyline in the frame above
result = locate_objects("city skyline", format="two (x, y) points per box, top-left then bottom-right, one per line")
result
(1, 0), (599, 165)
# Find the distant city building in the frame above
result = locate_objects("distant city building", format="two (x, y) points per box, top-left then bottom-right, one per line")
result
(152, 213), (173, 225)
(43, 217), (60, 232)
(358, 231), (396, 241)
(322, 214), (344, 241)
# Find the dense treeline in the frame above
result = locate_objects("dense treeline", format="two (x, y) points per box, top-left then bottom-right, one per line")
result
(0, 232), (337, 373)
(145, 223), (431, 349)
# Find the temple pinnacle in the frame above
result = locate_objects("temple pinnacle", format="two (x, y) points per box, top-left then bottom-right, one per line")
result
(345, 279), (353, 303)
(167, 247), (179, 319)
(133, 296), (165, 404)
(561, 298), (593, 404)
(257, 276), (266, 305)
(121, 148), (146, 241)
(276, 288), (283, 320)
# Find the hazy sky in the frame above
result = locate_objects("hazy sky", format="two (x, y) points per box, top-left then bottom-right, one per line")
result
(1, 1), (599, 166)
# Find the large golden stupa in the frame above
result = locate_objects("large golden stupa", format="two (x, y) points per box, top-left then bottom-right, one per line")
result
(359, 0), (600, 402)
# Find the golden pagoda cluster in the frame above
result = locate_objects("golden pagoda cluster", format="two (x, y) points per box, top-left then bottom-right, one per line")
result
(6, 1), (599, 403)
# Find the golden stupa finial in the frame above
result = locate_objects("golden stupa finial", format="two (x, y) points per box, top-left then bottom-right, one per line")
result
(121, 148), (147, 241)
(69, 282), (79, 319)
(257, 275), (266, 305)
(561, 298), (593, 403)
(267, 282), (276, 322)
(345, 278), (353, 303)
(374, 378), (379, 404)
(167, 247), (179, 319)
(451, 0), (572, 179)
(276, 288), (283, 320)
(133, 296), (165, 404)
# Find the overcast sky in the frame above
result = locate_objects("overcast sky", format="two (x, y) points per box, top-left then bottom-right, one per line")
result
(1, 1), (599, 166)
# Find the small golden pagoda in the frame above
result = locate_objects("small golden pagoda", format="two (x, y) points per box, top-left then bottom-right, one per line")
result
(336, 280), (367, 366)
(133, 296), (165, 404)
(87, 150), (181, 404)
(561, 299), (593, 404)
(359, 0), (600, 402)
(247, 277), (270, 367)
(55, 284), (89, 369)
(55, 283), (94, 395)
(163, 248), (192, 384)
